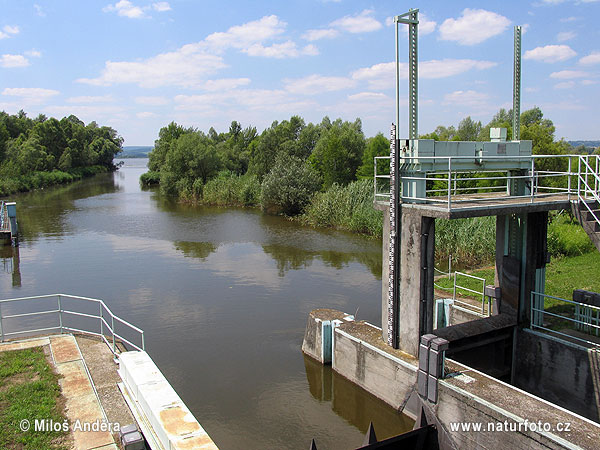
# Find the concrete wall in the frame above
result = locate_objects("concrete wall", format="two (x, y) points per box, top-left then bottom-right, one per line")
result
(307, 312), (600, 449)
(332, 323), (419, 417)
(514, 329), (600, 422)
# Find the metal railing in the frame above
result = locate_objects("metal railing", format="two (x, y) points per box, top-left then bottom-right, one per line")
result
(531, 291), (600, 348)
(0, 201), (7, 231)
(577, 155), (600, 229)
(373, 154), (600, 213)
(452, 271), (489, 317)
(0, 294), (144, 354)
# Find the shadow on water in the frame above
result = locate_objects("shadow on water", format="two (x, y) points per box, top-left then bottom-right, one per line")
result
(9, 172), (120, 242)
(303, 354), (414, 440)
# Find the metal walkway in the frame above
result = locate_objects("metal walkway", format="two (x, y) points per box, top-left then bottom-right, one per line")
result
(374, 153), (600, 247)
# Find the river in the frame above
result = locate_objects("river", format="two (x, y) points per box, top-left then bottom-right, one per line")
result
(0, 159), (413, 449)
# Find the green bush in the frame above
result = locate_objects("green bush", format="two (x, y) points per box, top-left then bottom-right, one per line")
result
(202, 171), (260, 206)
(548, 214), (594, 257)
(261, 153), (321, 215)
(140, 170), (160, 187)
(302, 178), (383, 236)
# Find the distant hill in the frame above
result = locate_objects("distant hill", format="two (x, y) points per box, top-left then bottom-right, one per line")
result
(118, 146), (153, 158)
(568, 141), (599, 154)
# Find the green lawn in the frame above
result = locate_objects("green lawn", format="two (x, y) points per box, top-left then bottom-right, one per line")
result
(435, 252), (600, 301)
(0, 347), (69, 450)
(435, 252), (600, 334)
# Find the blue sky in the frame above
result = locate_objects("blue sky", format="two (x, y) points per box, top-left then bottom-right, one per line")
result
(1, 0), (599, 145)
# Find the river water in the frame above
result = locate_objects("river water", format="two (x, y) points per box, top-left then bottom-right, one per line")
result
(0, 159), (412, 449)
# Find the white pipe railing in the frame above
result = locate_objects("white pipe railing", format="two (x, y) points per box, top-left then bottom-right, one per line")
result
(373, 154), (599, 216)
(0, 294), (145, 354)
(531, 291), (600, 348)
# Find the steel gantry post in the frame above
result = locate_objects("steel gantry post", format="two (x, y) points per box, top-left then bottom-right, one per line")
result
(388, 9), (419, 349)
(513, 26), (522, 141)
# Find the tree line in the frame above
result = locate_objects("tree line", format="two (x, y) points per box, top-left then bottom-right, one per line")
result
(0, 110), (123, 195)
(142, 116), (390, 215)
(143, 106), (582, 219)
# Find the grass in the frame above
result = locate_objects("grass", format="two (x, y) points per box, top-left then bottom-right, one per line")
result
(435, 252), (600, 301)
(435, 252), (600, 335)
(0, 347), (69, 450)
(301, 179), (384, 236)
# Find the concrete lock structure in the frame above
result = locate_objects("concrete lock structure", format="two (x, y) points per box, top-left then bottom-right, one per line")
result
(303, 11), (600, 449)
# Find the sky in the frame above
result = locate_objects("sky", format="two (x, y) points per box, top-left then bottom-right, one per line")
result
(0, 1), (599, 146)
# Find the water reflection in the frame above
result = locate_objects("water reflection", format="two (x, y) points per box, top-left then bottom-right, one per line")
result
(0, 159), (406, 450)
(173, 241), (218, 260)
(0, 245), (21, 287)
(303, 355), (414, 440)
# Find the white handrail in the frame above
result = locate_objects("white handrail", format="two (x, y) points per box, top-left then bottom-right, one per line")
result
(0, 293), (145, 354)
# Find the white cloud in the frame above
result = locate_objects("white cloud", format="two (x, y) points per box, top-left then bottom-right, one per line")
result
(25, 50), (42, 58)
(330, 9), (382, 33)
(421, 59), (497, 78)
(439, 9), (511, 45)
(45, 104), (127, 120)
(557, 31), (576, 42)
(202, 78), (251, 91)
(581, 79), (597, 85)
(34, 4), (46, 17)
(347, 92), (389, 102)
(560, 16), (578, 22)
(79, 15), (314, 88)
(0, 25), (20, 39)
(244, 41), (317, 58)
(523, 44), (576, 62)
(135, 96), (169, 105)
(284, 74), (356, 95)
(2, 88), (60, 102)
(152, 2), (170, 12)
(76, 48), (226, 88)
(554, 81), (575, 89)
(203, 15), (286, 52)
(174, 89), (315, 114)
(351, 59), (497, 90)
(443, 90), (490, 107)
(0, 54), (29, 68)
(579, 51), (600, 65)
(66, 95), (114, 103)
(3, 25), (20, 34)
(417, 15), (437, 35)
(302, 29), (339, 41)
(103, 1), (146, 19)
(550, 70), (590, 79)
(136, 111), (157, 118)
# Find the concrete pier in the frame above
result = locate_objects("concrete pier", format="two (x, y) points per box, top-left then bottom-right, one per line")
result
(303, 309), (600, 449)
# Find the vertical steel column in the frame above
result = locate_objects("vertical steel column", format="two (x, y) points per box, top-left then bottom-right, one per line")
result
(513, 26), (522, 141)
(408, 10), (418, 139)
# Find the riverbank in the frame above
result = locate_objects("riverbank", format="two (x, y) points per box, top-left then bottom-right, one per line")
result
(0, 165), (115, 197)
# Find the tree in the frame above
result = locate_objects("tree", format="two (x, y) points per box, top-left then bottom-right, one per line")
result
(149, 122), (191, 172)
(160, 132), (221, 197)
(248, 116), (307, 180)
(310, 118), (365, 188)
(454, 116), (482, 141)
(261, 152), (321, 215)
(356, 132), (389, 179)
